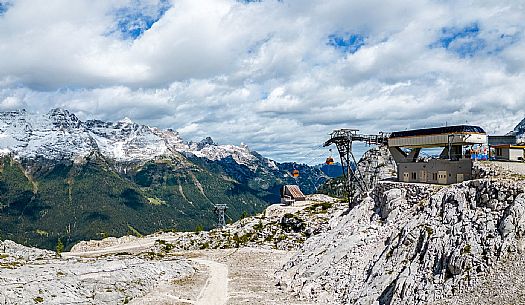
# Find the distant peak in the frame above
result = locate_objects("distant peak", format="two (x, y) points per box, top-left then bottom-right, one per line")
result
(200, 136), (216, 146)
(47, 108), (80, 125)
(194, 136), (216, 150)
(119, 117), (134, 125)
(48, 108), (70, 116)
(513, 117), (525, 132)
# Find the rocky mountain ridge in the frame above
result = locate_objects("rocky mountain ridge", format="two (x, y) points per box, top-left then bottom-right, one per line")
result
(0, 108), (266, 169)
(504, 116), (525, 143)
(71, 194), (341, 253)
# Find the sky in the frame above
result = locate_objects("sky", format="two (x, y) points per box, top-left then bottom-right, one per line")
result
(0, 0), (524, 164)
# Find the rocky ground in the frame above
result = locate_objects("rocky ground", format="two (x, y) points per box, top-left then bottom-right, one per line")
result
(0, 195), (336, 305)
(475, 160), (525, 179)
(278, 162), (525, 305)
(435, 253), (525, 305)
(0, 240), (193, 304)
(72, 194), (341, 254)
(165, 248), (316, 305)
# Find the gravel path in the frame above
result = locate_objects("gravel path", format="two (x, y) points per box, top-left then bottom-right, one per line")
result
(188, 248), (315, 305)
(193, 259), (228, 305)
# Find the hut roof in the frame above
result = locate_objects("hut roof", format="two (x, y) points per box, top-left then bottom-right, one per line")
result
(281, 185), (305, 199)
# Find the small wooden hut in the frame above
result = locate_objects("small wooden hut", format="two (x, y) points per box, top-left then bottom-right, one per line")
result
(280, 185), (306, 205)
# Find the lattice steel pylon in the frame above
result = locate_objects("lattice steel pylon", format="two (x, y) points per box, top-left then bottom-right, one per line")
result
(323, 129), (388, 206)
(213, 204), (228, 228)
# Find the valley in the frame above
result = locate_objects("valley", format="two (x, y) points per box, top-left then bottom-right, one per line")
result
(0, 109), (328, 250)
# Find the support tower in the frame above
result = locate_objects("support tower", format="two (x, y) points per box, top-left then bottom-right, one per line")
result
(323, 129), (388, 204)
(213, 204), (228, 228)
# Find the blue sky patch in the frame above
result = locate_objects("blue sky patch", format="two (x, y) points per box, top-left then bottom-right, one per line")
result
(327, 33), (365, 54)
(430, 23), (485, 57)
(112, 0), (171, 40)
(430, 22), (521, 57)
(434, 23), (480, 49)
(0, 1), (11, 16)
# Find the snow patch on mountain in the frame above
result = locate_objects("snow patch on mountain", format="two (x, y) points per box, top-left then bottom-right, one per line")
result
(187, 138), (257, 168)
(512, 117), (525, 143)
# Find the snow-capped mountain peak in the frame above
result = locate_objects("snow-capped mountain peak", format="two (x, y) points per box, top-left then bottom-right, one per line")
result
(118, 117), (134, 125)
(0, 109), (259, 167)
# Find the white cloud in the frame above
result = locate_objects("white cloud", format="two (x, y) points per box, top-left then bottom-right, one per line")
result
(0, 0), (524, 163)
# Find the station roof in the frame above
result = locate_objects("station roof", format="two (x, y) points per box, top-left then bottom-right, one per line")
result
(390, 125), (485, 139)
(491, 144), (525, 149)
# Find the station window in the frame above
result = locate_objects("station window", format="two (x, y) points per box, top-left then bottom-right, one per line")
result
(432, 173), (437, 180)
(411, 172), (417, 180)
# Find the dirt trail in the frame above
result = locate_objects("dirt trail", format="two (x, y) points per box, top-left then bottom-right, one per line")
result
(65, 243), (312, 305)
(193, 259), (228, 305)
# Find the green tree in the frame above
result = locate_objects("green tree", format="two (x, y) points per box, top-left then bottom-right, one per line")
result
(240, 211), (249, 219)
(55, 238), (64, 257)
(195, 224), (204, 232)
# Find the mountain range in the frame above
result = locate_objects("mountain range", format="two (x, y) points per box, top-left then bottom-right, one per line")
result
(0, 109), (327, 249)
(508, 116), (525, 143)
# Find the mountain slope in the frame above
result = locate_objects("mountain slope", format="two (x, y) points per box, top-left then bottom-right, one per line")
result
(0, 109), (327, 250)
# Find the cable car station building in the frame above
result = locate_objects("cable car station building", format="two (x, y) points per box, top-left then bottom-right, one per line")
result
(387, 125), (487, 184)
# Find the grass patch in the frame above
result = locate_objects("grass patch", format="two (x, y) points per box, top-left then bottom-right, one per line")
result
(35, 229), (49, 237)
(0, 261), (22, 269)
(146, 197), (166, 206)
(424, 225), (433, 236)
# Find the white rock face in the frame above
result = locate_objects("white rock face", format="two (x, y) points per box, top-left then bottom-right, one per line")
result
(357, 146), (397, 188)
(278, 179), (525, 305)
(0, 240), (193, 305)
(0, 109), (259, 166)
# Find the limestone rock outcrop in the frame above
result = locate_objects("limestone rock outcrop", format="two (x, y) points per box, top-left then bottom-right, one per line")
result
(0, 240), (193, 305)
(278, 179), (525, 305)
